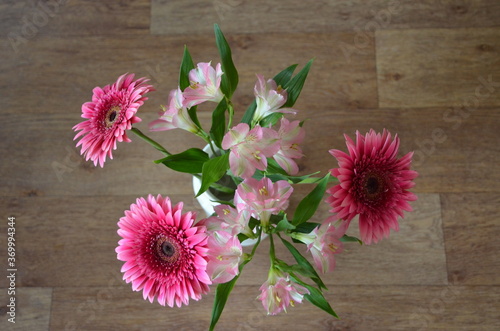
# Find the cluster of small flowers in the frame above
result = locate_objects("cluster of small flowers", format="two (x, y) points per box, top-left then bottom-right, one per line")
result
(73, 29), (417, 322)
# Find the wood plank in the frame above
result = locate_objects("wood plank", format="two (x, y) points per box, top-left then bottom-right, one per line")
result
(0, 287), (52, 330)
(0, 31), (377, 115)
(376, 27), (500, 108)
(151, 0), (500, 35)
(0, 194), (443, 288)
(49, 285), (500, 330)
(441, 193), (500, 285)
(0, 0), (150, 41)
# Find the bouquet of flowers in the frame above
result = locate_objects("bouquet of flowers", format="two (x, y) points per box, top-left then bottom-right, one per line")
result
(73, 25), (418, 330)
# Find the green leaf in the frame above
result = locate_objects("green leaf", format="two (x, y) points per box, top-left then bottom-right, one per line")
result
(197, 153), (230, 197)
(210, 98), (228, 149)
(292, 173), (330, 226)
(209, 254), (253, 331)
(283, 59), (313, 108)
(155, 148), (209, 174)
(273, 64), (298, 87)
(302, 284), (339, 318)
(275, 214), (296, 233)
(259, 112), (284, 127)
(179, 45), (195, 91)
(279, 236), (327, 290)
(240, 99), (257, 125)
(187, 105), (203, 130)
(274, 260), (318, 280)
(209, 273), (239, 331)
(265, 158), (289, 176)
(293, 221), (320, 234)
(340, 234), (363, 245)
(214, 24), (238, 98)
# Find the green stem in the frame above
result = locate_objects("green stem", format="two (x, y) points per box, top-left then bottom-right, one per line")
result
(247, 227), (263, 261)
(227, 98), (234, 131)
(130, 128), (171, 157)
(268, 233), (276, 265)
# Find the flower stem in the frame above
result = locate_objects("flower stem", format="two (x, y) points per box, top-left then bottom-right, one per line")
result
(268, 233), (276, 265)
(227, 98), (234, 131)
(130, 128), (171, 157)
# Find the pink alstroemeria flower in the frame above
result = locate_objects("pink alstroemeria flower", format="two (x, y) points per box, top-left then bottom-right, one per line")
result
(257, 269), (309, 315)
(198, 204), (253, 238)
(206, 230), (243, 284)
(253, 74), (296, 123)
(149, 87), (199, 133)
(183, 62), (224, 108)
(222, 123), (280, 179)
(234, 177), (293, 226)
(293, 218), (348, 273)
(274, 118), (305, 175)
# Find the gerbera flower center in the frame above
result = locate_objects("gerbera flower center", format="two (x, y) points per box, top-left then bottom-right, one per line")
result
(155, 236), (181, 264)
(361, 172), (388, 202)
(104, 106), (121, 128)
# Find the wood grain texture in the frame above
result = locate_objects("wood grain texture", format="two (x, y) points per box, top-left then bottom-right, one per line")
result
(151, 0), (500, 35)
(376, 27), (500, 108)
(441, 193), (500, 285)
(0, 32), (377, 114)
(0, 287), (52, 331)
(0, 0), (150, 39)
(49, 285), (500, 330)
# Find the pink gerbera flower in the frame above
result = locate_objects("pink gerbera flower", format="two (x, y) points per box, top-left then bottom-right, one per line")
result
(116, 195), (211, 307)
(326, 129), (418, 245)
(73, 73), (153, 167)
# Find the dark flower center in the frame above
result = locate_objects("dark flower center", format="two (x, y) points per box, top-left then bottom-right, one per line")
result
(366, 176), (380, 195)
(104, 106), (121, 128)
(162, 242), (175, 257)
(359, 171), (390, 205)
(155, 236), (180, 264)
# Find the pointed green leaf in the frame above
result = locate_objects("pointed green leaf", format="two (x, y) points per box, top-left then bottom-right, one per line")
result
(293, 221), (320, 234)
(279, 236), (326, 290)
(155, 148), (209, 174)
(303, 284), (339, 318)
(292, 173), (330, 226)
(197, 153), (230, 197)
(259, 112), (284, 128)
(283, 59), (313, 108)
(240, 99), (257, 125)
(179, 45), (195, 91)
(214, 24), (238, 98)
(273, 64), (298, 87)
(209, 274), (239, 331)
(340, 234), (363, 245)
(210, 98), (228, 149)
(209, 255), (252, 331)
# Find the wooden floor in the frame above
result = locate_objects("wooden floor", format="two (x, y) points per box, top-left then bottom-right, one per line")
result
(1, 1), (499, 330)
